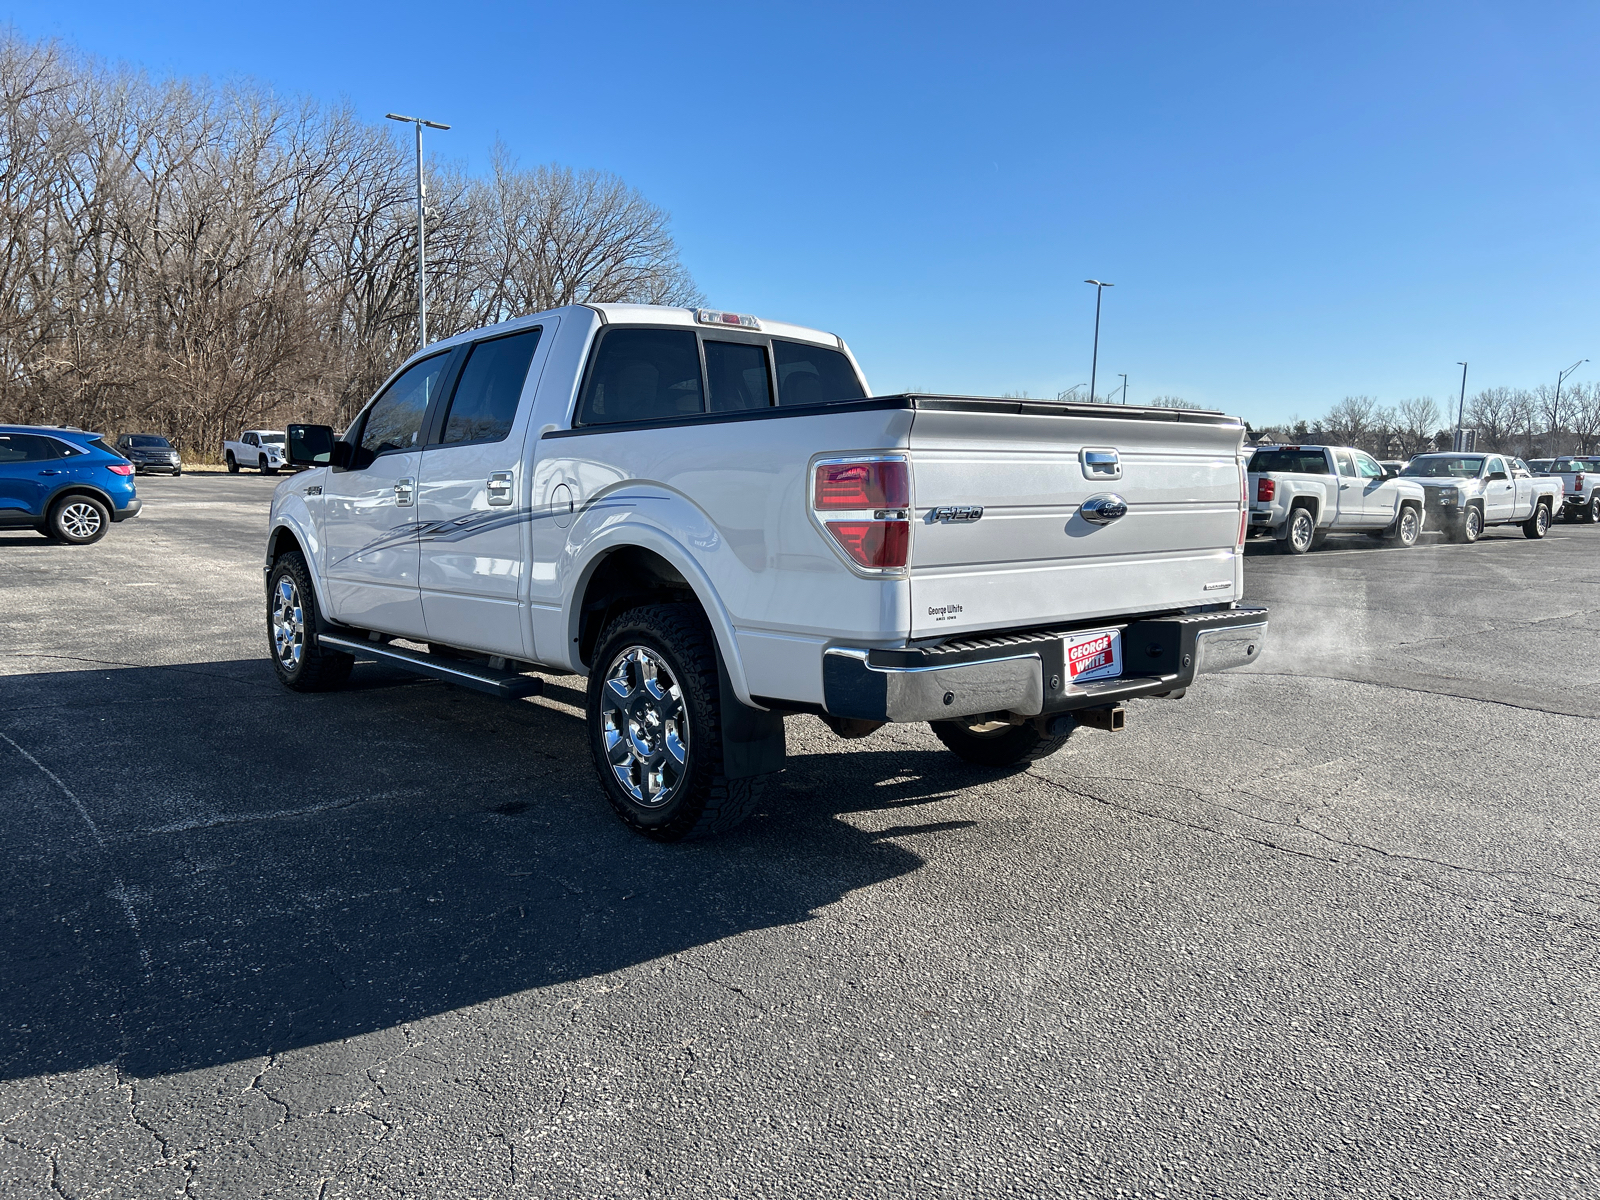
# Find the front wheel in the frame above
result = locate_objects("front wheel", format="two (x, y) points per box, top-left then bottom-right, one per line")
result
(259, 455), (278, 476)
(1392, 504), (1421, 547)
(46, 495), (110, 545)
(1449, 505), (1483, 544)
(267, 551), (353, 691)
(931, 716), (1072, 768)
(1523, 501), (1551, 540)
(586, 604), (765, 841)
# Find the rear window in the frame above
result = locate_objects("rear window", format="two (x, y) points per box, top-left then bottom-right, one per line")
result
(705, 341), (773, 413)
(1248, 449), (1330, 474)
(440, 328), (542, 444)
(577, 328), (704, 426)
(773, 341), (865, 406)
(1551, 459), (1588, 472)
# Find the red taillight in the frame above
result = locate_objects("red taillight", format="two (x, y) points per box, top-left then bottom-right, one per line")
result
(1576, 473), (1585, 492)
(814, 460), (909, 510)
(825, 520), (910, 569)
(1257, 478), (1275, 502)
(106, 463), (135, 476)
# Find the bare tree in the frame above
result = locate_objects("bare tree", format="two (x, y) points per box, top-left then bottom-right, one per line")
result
(1396, 396), (1440, 457)
(1148, 395), (1200, 409)
(1321, 395), (1377, 449)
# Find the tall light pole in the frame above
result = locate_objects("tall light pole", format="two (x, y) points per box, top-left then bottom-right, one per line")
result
(386, 112), (450, 351)
(1117, 373), (1128, 405)
(1084, 280), (1113, 403)
(1454, 361), (1468, 451)
(1554, 358), (1588, 453)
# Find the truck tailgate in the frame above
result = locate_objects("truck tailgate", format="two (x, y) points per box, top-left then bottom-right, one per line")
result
(905, 400), (1244, 640)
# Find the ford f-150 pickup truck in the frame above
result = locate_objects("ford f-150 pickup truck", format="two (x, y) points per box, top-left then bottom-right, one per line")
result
(1399, 452), (1561, 542)
(1246, 445), (1428, 554)
(264, 304), (1269, 840)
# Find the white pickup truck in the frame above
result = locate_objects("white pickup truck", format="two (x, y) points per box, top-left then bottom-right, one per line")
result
(1536, 457), (1600, 524)
(1246, 445), (1428, 553)
(1398, 452), (1562, 542)
(224, 430), (288, 474)
(264, 303), (1268, 840)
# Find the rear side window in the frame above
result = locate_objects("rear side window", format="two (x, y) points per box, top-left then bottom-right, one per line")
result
(577, 329), (704, 426)
(705, 341), (773, 413)
(1247, 449), (1330, 474)
(358, 353), (449, 462)
(773, 341), (865, 406)
(0, 433), (58, 462)
(440, 329), (542, 444)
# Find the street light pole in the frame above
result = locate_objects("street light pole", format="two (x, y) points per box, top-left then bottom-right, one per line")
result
(1084, 280), (1113, 403)
(386, 112), (451, 351)
(1554, 358), (1588, 453)
(1118, 373), (1128, 405)
(1455, 362), (1468, 451)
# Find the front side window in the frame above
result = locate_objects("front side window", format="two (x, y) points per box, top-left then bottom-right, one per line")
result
(773, 341), (865, 406)
(1355, 452), (1384, 479)
(1485, 456), (1506, 478)
(439, 329), (542, 445)
(705, 341), (773, 413)
(358, 353), (449, 462)
(577, 329), (704, 426)
(244, 434), (258, 447)
(0, 433), (57, 463)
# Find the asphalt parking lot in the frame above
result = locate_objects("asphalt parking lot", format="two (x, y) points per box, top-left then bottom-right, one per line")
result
(3, 475), (1598, 1199)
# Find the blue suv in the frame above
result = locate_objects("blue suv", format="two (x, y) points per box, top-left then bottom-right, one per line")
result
(0, 425), (142, 544)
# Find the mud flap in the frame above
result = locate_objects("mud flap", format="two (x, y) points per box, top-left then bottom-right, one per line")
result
(716, 651), (786, 778)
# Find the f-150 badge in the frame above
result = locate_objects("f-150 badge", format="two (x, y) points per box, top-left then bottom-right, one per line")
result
(932, 505), (983, 522)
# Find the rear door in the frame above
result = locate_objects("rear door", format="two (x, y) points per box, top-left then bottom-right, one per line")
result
(1332, 450), (1365, 526)
(904, 402), (1246, 640)
(320, 351), (453, 638)
(415, 324), (549, 658)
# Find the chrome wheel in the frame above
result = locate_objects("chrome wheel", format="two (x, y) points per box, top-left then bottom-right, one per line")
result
(1465, 507), (1483, 541)
(600, 645), (688, 808)
(271, 576), (305, 671)
(1535, 505), (1550, 536)
(59, 502), (102, 539)
(1289, 508), (1314, 552)
(1398, 506), (1420, 546)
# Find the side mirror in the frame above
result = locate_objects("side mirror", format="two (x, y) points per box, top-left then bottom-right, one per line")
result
(1487, 470), (1508, 481)
(288, 424), (340, 467)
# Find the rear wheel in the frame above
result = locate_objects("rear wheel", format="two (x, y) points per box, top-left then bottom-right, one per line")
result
(226, 452), (239, 473)
(267, 551), (353, 691)
(587, 603), (766, 841)
(1278, 506), (1317, 554)
(46, 495), (110, 545)
(931, 716), (1072, 768)
(1523, 500), (1551, 540)
(1587, 494), (1600, 524)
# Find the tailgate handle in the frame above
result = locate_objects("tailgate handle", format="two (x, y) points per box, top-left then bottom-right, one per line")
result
(1080, 448), (1121, 480)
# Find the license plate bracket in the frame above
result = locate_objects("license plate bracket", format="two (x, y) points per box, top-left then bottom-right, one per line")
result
(1063, 628), (1123, 685)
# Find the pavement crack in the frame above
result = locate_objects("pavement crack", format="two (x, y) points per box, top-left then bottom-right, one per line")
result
(677, 958), (766, 1011)
(246, 1052), (291, 1128)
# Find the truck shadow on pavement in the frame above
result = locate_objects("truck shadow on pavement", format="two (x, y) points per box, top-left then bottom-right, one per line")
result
(0, 659), (964, 1082)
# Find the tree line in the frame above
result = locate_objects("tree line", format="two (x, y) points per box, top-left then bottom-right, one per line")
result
(1255, 384), (1600, 459)
(0, 34), (701, 454)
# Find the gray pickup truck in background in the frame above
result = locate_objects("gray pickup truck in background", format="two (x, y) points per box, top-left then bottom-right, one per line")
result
(1247, 445), (1428, 554)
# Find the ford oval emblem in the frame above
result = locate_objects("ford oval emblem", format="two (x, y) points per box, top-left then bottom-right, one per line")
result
(1079, 493), (1128, 525)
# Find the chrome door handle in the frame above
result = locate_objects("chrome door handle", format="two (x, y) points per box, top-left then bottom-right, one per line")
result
(487, 471), (513, 507)
(394, 477), (415, 507)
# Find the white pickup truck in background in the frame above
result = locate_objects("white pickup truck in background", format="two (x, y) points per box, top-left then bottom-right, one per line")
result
(1399, 452), (1562, 542)
(1536, 456), (1600, 524)
(264, 303), (1268, 840)
(1246, 444), (1428, 553)
(224, 430), (288, 474)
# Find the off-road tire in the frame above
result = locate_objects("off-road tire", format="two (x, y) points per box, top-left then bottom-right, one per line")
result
(1278, 506), (1317, 555)
(46, 494), (110, 545)
(586, 603), (766, 842)
(1449, 505), (1483, 544)
(1523, 500), (1551, 540)
(226, 452), (239, 473)
(267, 551), (353, 692)
(931, 717), (1072, 768)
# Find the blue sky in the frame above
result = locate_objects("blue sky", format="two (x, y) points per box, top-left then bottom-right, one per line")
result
(10, 1), (1599, 425)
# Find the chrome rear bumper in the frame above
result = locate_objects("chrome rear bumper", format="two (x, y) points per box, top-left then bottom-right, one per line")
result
(823, 606), (1268, 724)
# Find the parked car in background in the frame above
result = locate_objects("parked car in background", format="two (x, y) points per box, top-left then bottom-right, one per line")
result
(1537, 457), (1600, 523)
(265, 302), (1268, 840)
(1378, 460), (1408, 477)
(0, 424), (141, 544)
(1246, 445), (1428, 553)
(1526, 458), (1554, 474)
(224, 430), (287, 474)
(114, 433), (182, 476)
(1399, 453), (1561, 542)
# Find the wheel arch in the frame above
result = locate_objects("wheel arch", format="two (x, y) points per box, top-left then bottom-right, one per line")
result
(265, 518), (333, 618)
(46, 483), (117, 514)
(566, 527), (758, 707)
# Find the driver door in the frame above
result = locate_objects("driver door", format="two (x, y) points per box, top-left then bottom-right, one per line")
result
(320, 351), (453, 639)
(1510, 459), (1536, 519)
(1352, 451), (1396, 525)
(1482, 456), (1514, 521)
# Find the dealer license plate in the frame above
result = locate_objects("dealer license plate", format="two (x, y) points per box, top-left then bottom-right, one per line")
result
(1063, 628), (1123, 684)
